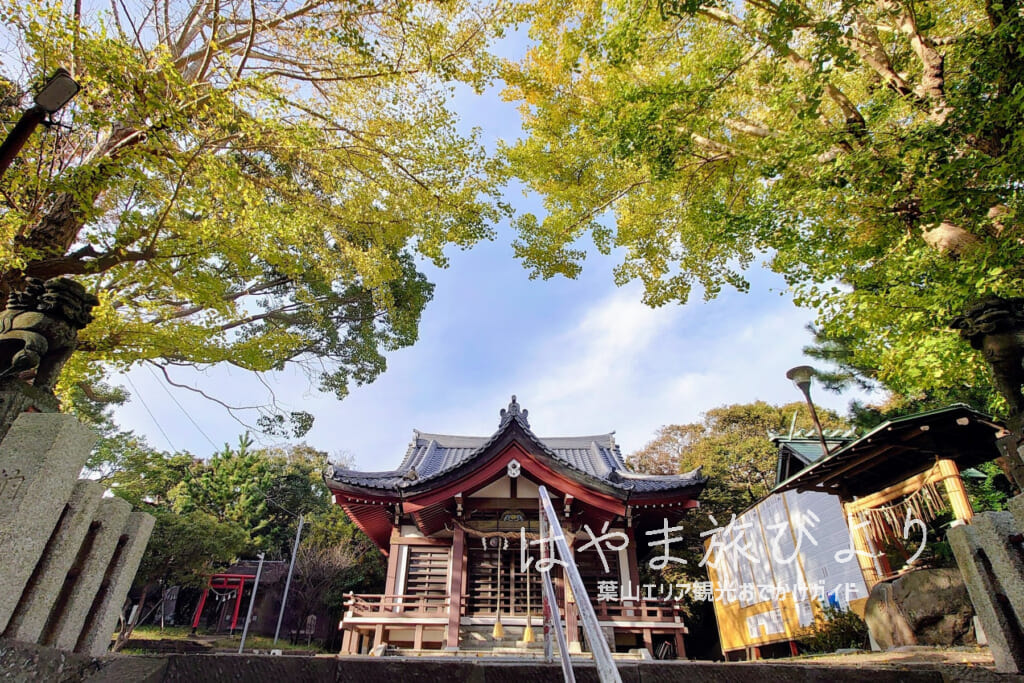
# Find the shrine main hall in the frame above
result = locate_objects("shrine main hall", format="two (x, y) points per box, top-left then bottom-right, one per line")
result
(325, 397), (706, 656)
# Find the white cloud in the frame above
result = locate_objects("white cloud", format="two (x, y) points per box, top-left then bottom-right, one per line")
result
(504, 287), (872, 456)
(523, 287), (682, 410)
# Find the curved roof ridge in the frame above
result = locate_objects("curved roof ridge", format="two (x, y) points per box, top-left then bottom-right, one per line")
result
(325, 396), (708, 497)
(613, 465), (705, 481)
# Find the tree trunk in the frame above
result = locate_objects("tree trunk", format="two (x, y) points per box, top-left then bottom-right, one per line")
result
(1, 123), (142, 298)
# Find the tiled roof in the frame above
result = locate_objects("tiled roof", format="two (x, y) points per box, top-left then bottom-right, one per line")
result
(325, 396), (706, 496)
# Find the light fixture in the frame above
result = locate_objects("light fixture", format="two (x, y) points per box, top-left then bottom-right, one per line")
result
(33, 68), (80, 114)
(0, 67), (81, 178)
(785, 364), (831, 457)
(786, 365), (815, 392)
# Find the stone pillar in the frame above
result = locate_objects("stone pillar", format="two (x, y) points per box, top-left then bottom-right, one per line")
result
(948, 508), (1024, 673)
(40, 496), (132, 651)
(2, 480), (104, 642)
(0, 413), (96, 632)
(75, 511), (156, 656)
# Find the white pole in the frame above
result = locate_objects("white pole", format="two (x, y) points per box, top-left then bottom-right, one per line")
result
(541, 564), (576, 683)
(538, 486), (622, 683)
(274, 514), (304, 645)
(539, 504), (553, 663)
(238, 552), (265, 654)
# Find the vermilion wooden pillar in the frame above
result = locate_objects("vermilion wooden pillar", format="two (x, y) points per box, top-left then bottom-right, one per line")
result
(445, 526), (465, 649)
(229, 578), (245, 632)
(675, 630), (687, 659)
(564, 535), (579, 649)
(384, 529), (402, 596)
(191, 588), (210, 630)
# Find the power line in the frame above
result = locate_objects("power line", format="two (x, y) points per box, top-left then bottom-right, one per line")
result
(125, 374), (177, 452)
(145, 364), (218, 449)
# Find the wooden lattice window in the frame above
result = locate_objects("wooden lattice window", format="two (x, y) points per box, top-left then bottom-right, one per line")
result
(404, 546), (450, 597)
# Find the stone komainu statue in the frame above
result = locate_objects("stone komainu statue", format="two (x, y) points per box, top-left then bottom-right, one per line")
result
(0, 278), (99, 392)
(951, 297), (1024, 417)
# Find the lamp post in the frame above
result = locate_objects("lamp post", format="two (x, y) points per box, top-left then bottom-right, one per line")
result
(786, 365), (832, 458)
(0, 68), (80, 178)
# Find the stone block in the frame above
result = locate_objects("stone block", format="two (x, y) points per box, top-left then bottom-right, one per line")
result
(971, 512), (1024, 622)
(0, 379), (59, 443)
(3, 479), (103, 643)
(41, 496), (131, 651)
(75, 510), (155, 656)
(948, 515), (1024, 673)
(1007, 493), (1024, 530)
(0, 413), (97, 632)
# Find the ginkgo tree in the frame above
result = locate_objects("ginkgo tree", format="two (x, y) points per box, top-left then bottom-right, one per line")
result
(0, 0), (509, 433)
(500, 0), (1024, 413)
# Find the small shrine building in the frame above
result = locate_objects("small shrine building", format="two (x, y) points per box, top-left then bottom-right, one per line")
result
(325, 397), (707, 656)
(706, 403), (1004, 660)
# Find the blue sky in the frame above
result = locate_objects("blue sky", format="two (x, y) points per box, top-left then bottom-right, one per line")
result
(109, 38), (874, 471)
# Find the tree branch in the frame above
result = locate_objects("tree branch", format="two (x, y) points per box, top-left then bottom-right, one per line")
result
(877, 0), (950, 123)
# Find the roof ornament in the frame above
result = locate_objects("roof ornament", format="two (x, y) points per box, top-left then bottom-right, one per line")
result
(499, 395), (529, 428)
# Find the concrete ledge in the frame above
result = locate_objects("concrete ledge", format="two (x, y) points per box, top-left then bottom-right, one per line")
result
(2, 639), (1019, 683)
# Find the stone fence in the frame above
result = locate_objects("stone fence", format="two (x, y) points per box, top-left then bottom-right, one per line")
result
(0, 412), (154, 656)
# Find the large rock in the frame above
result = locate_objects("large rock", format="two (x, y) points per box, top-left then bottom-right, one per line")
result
(864, 568), (975, 650)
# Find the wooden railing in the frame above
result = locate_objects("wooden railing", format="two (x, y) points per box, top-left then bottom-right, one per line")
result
(343, 592), (682, 623)
(593, 601), (682, 622)
(344, 593), (450, 618)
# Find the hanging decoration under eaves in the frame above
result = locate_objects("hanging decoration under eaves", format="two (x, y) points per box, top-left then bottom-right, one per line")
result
(860, 464), (947, 543)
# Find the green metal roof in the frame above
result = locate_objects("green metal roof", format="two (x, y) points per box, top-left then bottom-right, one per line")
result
(772, 404), (1005, 497)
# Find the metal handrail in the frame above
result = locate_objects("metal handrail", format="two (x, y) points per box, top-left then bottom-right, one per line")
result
(538, 486), (623, 683)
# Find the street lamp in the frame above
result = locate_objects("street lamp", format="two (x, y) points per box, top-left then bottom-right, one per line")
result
(786, 365), (832, 458)
(0, 68), (81, 178)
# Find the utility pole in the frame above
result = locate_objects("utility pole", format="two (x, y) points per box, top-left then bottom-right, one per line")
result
(274, 514), (304, 645)
(238, 553), (265, 654)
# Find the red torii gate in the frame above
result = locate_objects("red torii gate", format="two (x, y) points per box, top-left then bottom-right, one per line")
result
(190, 573), (257, 634)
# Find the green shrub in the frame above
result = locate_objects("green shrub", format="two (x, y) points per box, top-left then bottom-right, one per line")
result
(796, 606), (869, 654)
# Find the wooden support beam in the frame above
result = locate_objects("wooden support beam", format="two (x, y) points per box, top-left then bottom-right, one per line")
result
(674, 630), (686, 659)
(384, 543), (401, 597)
(815, 443), (904, 486)
(390, 536), (451, 547)
(565, 537), (579, 647)
(445, 526), (465, 649)
(341, 628), (352, 654)
(843, 503), (882, 588)
(845, 468), (939, 513)
(937, 459), (974, 523)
